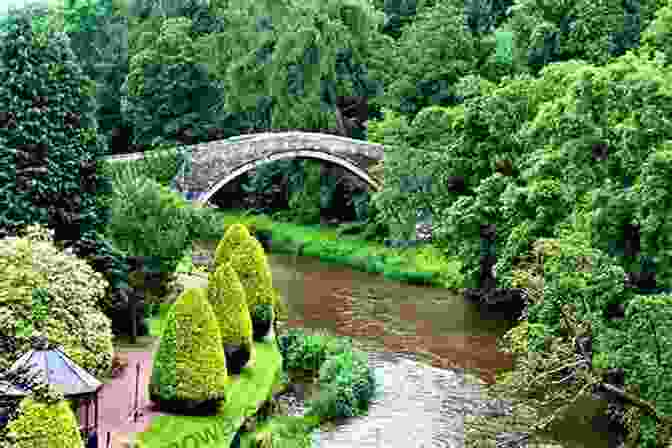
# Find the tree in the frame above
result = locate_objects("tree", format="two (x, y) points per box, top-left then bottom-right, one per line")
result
(0, 1), (109, 243)
(122, 16), (226, 147)
(501, 0), (665, 76)
(382, 0), (517, 122)
(220, 0), (385, 132)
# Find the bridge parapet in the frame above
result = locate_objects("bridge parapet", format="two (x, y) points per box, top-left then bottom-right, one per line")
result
(172, 132), (384, 204)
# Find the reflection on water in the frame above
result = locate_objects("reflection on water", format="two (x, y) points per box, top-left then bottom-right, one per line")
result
(193, 240), (612, 448)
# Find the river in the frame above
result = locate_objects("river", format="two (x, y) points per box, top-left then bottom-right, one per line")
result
(193, 240), (614, 448)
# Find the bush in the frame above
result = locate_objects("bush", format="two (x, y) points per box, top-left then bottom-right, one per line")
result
(276, 329), (375, 421)
(0, 225), (114, 377)
(306, 348), (376, 421)
(252, 303), (274, 322)
(149, 288), (228, 405)
(316, 348), (375, 413)
(4, 396), (84, 448)
(206, 262), (254, 352)
(104, 175), (194, 299)
(213, 223), (252, 269)
(278, 328), (307, 364)
(283, 333), (329, 372)
(228, 236), (275, 312)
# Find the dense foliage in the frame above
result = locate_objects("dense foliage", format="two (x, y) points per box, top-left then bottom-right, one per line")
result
(2, 0), (672, 444)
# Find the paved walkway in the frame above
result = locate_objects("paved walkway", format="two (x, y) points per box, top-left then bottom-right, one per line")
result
(96, 349), (167, 448)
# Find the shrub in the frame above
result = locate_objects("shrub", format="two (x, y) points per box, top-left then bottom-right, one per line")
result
(252, 303), (274, 322)
(206, 262), (254, 352)
(315, 348), (375, 415)
(149, 288), (228, 404)
(277, 328), (307, 364)
(0, 225), (114, 377)
(104, 175), (194, 279)
(5, 393), (84, 448)
(283, 333), (329, 372)
(228, 236), (275, 312)
(213, 223), (253, 269)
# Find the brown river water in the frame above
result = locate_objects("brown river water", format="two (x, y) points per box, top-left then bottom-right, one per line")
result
(192, 240), (614, 448)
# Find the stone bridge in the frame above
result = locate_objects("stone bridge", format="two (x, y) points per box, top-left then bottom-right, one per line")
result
(168, 132), (385, 206)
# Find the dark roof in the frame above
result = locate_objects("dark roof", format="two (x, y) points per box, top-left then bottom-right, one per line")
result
(5, 345), (102, 398)
(0, 381), (29, 398)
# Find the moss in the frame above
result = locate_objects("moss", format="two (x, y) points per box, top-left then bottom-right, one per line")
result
(5, 396), (84, 448)
(0, 225), (114, 376)
(207, 262), (254, 351)
(150, 288), (228, 404)
(214, 223), (253, 269)
(229, 237), (275, 312)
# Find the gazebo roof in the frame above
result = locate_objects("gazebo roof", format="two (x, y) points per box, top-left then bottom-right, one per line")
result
(6, 337), (102, 398)
(0, 381), (29, 398)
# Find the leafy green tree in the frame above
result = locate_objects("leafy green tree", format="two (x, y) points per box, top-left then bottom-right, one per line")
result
(28, 0), (134, 154)
(0, 2), (109, 242)
(501, 0), (666, 76)
(638, 0), (672, 66)
(288, 159), (323, 225)
(382, 0), (518, 121)
(122, 16), (226, 146)
(634, 144), (672, 289)
(221, 0), (385, 131)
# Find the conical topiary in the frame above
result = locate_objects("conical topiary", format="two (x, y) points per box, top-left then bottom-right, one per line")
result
(5, 396), (84, 448)
(149, 288), (228, 408)
(213, 223), (252, 269)
(228, 236), (275, 313)
(207, 262), (254, 356)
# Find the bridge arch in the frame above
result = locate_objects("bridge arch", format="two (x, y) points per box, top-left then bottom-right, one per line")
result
(200, 149), (381, 205)
(169, 132), (384, 207)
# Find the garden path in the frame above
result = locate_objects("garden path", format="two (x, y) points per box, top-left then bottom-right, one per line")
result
(96, 349), (167, 448)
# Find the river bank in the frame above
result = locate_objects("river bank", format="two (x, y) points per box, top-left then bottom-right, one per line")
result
(180, 209), (465, 291)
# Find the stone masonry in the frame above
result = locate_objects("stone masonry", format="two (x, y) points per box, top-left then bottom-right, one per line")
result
(170, 132), (384, 204)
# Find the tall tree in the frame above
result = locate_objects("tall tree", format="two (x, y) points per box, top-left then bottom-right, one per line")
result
(501, 0), (665, 76)
(122, 16), (226, 146)
(383, 0), (517, 121)
(220, 0), (385, 132)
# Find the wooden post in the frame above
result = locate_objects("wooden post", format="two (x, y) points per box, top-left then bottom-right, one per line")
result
(129, 294), (137, 345)
(127, 362), (143, 423)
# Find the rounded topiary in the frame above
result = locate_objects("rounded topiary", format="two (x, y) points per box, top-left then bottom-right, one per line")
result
(213, 223), (253, 269)
(0, 224), (114, 377)
(228, 236), (274, 312)
(5, 396), (84, 448)
(149, 287), (228, 407)
(206, 262), (254, 353)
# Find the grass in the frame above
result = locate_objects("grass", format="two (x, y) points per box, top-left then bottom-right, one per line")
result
(137, 342), (290, 448)
(105, 158), (465, 290)
(132, 300), (308, 448)
(211, 210), (465, 290)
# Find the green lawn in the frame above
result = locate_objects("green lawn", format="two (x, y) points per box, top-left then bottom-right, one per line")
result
(139, 301), (319, 448)
(137, 341), (288, 448)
